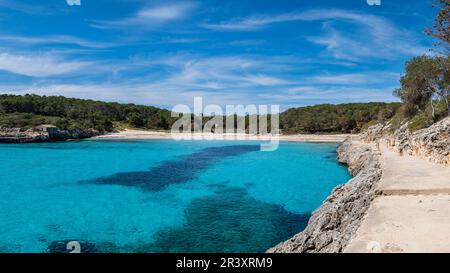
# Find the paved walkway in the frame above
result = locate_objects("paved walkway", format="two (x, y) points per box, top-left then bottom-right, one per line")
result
(345, 144), (450, 253)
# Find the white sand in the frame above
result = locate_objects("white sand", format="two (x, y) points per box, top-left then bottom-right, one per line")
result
(94, 129), (352, 143)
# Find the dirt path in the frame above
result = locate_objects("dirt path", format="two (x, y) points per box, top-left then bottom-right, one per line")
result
(345, 143), (450, 253)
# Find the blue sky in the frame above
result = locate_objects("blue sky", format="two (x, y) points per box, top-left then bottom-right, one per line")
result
(0, 0), (439, 110)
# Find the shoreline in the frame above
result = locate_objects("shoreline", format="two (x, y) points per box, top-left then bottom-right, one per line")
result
(93, 129), (353, 143)
(268, 139), (383, 253)
(269, 118), (450, 253)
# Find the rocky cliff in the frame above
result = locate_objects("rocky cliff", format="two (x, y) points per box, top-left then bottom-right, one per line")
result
(361, 117), (449, 166)
(268, 140), (382, 253)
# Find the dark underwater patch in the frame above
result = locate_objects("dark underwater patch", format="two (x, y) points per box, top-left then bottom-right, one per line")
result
(324, 150), (338, 160)
(45, 185), (310, 253)
(130, 186), (310, 253)
(86, 145), (260, 191)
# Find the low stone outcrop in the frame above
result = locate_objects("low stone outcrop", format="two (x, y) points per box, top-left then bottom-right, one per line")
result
(0, 126), (99, 143)
(362, 117), (450, 166)
(267, 140), (382, 253)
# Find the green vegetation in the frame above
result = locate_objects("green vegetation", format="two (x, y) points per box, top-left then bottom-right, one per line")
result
(280, 103), (401, 134)
(0, 112), (60, 129)
(0, 3), (447, 136)
(425, 0), (449, 50)
(0, 94), (175, 132)
(392, 55), (449, 131)
(389, 1), (449, 132)
(394, 56), (449, 117)
(0, 94), (403, 135)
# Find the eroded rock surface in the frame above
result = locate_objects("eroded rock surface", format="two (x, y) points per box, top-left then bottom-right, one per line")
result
(362, 117), (450, 166)
(267, 140), (382, 253)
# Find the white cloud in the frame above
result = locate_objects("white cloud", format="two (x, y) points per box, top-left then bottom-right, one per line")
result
(0, 52), (92, 77)
(90, 2), (197, 30)
(0, 35), (114, 49)
(259, 86), (400, 105)
(244, 75), (290, 86)
(0, 82), (258, 109)
(0, 0), (49, 14)
(311, 72), (399, 85)
(157, 56), (295, 90)
(202, 9), (429, 61)
(202, 9), (383, 31)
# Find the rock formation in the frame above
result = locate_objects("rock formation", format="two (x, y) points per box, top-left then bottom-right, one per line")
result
(268, 140), (382, 253)
(362, 117), (450, 166)
(269, 117), (449, 253)
(0, 126), (98, 143)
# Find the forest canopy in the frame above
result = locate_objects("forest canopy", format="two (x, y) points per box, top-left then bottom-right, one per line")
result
(0, 94), (402, 134)
(0, 94), (175, 132)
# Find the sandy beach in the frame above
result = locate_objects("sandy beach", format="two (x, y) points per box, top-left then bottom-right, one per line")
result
(94, 129), (353, 143)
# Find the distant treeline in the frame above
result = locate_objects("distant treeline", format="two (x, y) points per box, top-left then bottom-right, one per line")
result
(280, 103), (401, 133)
(0, 94), (175, 132)
(0, 94), (403, 134)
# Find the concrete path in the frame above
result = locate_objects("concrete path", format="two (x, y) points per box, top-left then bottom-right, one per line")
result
(345, 143), (450, 253)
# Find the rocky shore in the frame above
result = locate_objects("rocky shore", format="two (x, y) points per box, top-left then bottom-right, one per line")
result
(268, 139), (382, 253)
(269, 117), (449, 253)
(0, 126), (99, 143)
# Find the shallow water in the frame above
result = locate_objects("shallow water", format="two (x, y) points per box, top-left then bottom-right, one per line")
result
(0, 140), (350, 253)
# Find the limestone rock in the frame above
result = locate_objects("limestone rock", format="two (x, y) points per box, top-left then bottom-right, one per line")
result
(267, 140), (382, 253)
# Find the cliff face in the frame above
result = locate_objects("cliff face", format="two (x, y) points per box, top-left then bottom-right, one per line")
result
(361, 117), (450, 166)
(267, 140), (382, 253)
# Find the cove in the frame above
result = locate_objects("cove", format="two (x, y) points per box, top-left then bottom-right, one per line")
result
(0, 140), (351, 253)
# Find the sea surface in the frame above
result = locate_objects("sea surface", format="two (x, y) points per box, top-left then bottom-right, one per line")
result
(0, 139), (350, 253)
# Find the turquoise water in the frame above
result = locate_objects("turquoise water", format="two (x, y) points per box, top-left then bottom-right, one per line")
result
(0, 140), (350, 253)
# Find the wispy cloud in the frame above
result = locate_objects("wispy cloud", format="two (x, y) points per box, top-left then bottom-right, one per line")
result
(0, 51), (92, 77)
(0, 51), (402, 109)
(203, 9), (429, 61)
(202, 9), (387, 31)
(0, 82), (258, 109)
(90, 2), (197, 30)
(0, 0), (50, 14)
(1, 82), (398, 110)
(311, 72), (400, 85)
(156, 55), (296, 90)
(259, 85), (400, 106)
(202, 12), (306, 31)
(0, 35), (115, 49)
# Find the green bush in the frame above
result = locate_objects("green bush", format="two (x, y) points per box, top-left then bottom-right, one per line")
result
(407, 112), (430, 132)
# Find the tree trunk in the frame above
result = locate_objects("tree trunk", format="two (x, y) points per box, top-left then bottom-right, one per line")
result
(446, 92), (449, 117)
(446, 97), (450, 117)
(430, 96), (435, 118)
